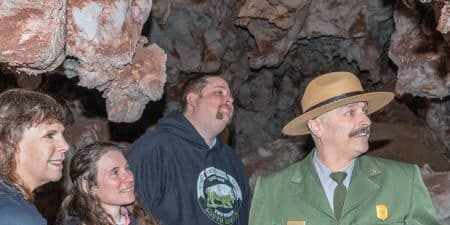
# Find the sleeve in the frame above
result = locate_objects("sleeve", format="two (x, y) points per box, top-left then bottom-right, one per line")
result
(127, 136), (167, 213)
(0, 205), (47, 225)
(405, 165), (443, 225)
(248, 176), (271, 225)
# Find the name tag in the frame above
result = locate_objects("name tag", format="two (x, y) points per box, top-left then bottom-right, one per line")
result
(287, 220), (305, 225)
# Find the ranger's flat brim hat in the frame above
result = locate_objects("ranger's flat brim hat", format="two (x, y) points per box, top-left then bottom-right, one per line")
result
(282, 71), (394, 136)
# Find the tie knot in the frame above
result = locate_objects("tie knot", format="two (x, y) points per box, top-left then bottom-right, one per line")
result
(330, 172), (347, 184)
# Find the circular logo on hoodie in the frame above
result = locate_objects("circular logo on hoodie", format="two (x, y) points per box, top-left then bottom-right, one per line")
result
(197, 167), (242, 225)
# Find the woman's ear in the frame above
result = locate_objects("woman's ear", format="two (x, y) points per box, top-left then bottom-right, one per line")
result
(81, 178), (95, 194)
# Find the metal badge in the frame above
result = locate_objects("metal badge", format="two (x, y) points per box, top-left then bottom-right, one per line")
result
(376, 203), (388, 221)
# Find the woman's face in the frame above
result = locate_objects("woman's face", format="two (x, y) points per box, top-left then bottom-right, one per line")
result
(15, 122), (69, 190)
(93, 150), (135, 210)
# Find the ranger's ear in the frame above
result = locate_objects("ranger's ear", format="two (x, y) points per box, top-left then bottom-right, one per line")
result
(307, 118), (322, 137)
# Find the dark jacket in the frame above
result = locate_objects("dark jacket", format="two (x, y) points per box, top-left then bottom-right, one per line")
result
(127, 111), (250, 225)
(0, 180), (46, 225)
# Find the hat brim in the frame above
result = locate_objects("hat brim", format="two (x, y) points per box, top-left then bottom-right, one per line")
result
(282, 92), (394, 136)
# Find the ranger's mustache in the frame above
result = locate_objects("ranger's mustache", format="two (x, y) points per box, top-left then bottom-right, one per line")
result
(349, 126), (371, 138)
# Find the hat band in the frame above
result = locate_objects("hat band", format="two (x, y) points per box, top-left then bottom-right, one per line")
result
(304, 91), (364, 113)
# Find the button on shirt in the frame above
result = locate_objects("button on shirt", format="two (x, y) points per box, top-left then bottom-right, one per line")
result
(312, 150), (355, 211)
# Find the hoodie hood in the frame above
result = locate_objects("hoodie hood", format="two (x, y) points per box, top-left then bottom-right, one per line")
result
(156, 111), (223, 150)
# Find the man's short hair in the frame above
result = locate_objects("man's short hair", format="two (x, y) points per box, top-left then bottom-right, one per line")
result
(180, 75), (215, 112)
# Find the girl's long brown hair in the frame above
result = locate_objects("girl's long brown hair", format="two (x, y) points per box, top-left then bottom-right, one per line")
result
(57, 142), (158, 225)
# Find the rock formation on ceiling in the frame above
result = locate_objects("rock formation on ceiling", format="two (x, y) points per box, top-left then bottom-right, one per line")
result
(233, 0), (397, 151)
(148, 0), (245, 86)
(389, 2), (449, 98)
(0, 0), (167, 122)
(0, 0), (66, 74)
(146, 0), (449, 155)
(1, 0), (448, 164)
(389, 1), (449, 152)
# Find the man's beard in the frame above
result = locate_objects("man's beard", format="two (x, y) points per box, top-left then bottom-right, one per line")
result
(215, 106), (232, 122)
(216, 110), (224, 120)
(348, 125), (371, 138)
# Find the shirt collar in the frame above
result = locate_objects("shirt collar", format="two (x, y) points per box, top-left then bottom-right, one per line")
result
(312, 149), (356, 188)
(208, 138), (217, 149)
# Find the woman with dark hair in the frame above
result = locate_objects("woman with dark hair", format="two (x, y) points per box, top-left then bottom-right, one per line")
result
(58, 142), (158, 225)
(0, 88), (69, 225)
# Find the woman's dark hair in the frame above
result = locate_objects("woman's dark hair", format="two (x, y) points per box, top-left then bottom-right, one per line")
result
(57, 141), (158, 225)
(0, 88), (65, 200)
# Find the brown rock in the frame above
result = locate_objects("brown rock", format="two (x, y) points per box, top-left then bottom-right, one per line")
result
(241, 138), (307, 188)
(368, 122), (449, 171)
(0, 0), (65, 74)
(65, 0), (168, 122)
(420, 165), (450, 223)
(389, 2), (449, 98)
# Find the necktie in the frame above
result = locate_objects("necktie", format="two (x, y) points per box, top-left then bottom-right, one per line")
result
(330, 171), (347, 221)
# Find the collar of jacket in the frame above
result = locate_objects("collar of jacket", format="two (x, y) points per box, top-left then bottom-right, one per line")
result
(288, 150), (382, 220)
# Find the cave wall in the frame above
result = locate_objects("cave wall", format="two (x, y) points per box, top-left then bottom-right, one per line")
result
(145, 0), (449, 160)
(1, 0), (448, 170)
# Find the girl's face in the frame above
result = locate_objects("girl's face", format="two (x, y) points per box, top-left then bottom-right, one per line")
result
(92, 150), (135, 211)
(15, 122), (69, 190)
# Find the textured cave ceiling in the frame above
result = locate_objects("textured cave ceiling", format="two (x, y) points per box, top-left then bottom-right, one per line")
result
(0, 0), (449, 166)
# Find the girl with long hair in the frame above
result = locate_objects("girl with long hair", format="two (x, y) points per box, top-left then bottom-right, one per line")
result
(58, 142), (158, 225)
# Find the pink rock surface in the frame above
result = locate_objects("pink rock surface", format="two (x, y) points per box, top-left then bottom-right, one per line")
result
(103, 42), (167, 122)
(0, 0), (65, 74)
(66, 0), (167, 122)
(436, 3), (449, 34)
(66, 0), (152, 69)
(389, 3), (449, 98)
